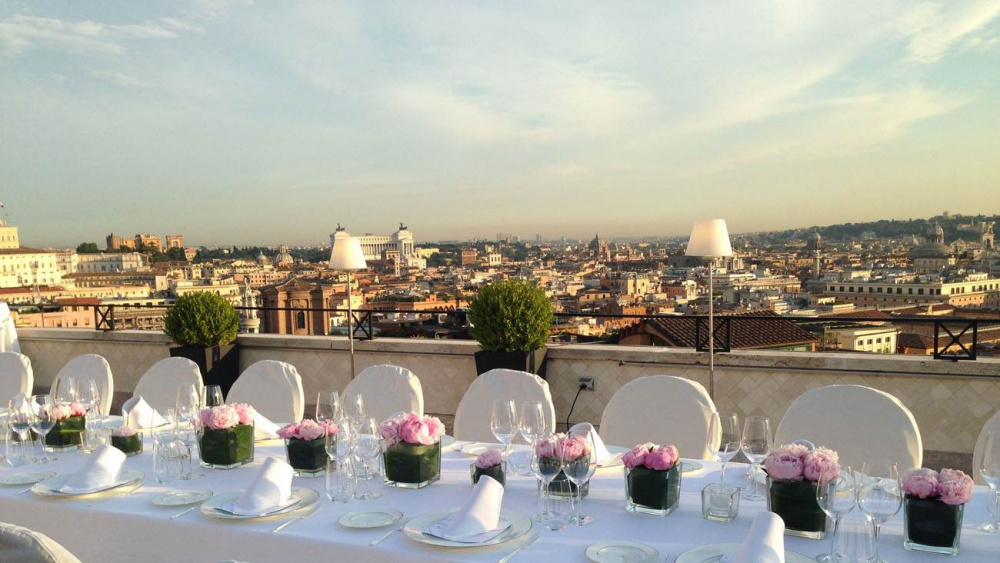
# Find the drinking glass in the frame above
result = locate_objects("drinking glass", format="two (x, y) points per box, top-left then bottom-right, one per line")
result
(343, 392), (366, 428)
(5, 406), (30, 466)
(78, 380), (102, 418)
(563, 430), (598, 525)
(174, 416), (204, 481)
(152, 439), (187, 486)
(709, 412), (741, 484)
(519, 401), (546, 442)
(740, 415), (772, 500)
(326, 417), (353, 461)
(816, 468), (857, 563)
(530, 434), (563, 522)
(491, 400), (518, 452)
(316, 391), (340, 422)
(858, 460), (902, 563)
(202, 385), (224, 408)
(353, 418), (381, 500)
(28, 395), (56, 463)
(176, 384), (200, 419)
(541, 478), (575, 531)
(326, 456), (356, 503)
(979, 424), (1000, 533)
(835, 515), (874, 563)
(53, 377), (77, 406)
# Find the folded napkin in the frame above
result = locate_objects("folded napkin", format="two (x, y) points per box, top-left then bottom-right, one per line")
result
(223, 458), (294, 515)
(427, 475), (507, 543)
(122, 396), (168, 429)
(60, 444), (126, 493)
(254, 411), (281, 440)
(721, 512), (785, 563)
(569, 422), (612, 464)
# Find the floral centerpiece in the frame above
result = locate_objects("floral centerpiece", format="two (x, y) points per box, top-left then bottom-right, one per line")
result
(45, 402), (87, 450)
(277, 419), (338, 477)
(379, 412), (445, 488)
(535, 433), (592, 497)
(471, 448), (506, 487)
(901, 467), (973, 555)
(764, 443), (841, 539)
(197, 403), (255, 469)
(623, 443), (682, 515)
(110, 426), (143, 456)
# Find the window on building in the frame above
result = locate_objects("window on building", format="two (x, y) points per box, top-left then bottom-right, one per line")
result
(296, 311), (306, 330)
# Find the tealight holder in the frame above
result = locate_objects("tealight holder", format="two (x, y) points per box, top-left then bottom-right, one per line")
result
(702, 483), (741, 522)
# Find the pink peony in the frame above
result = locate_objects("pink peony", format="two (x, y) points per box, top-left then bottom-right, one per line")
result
(764, 450), (805, 481)
(645, 446), (677, 470)
(937, 469), (974, 505)
(622, 443), (654, 469)
(476, 448), (504, 469)
(232, 403), (255, 426)
(559, 435), (589, 462)
(51, 404), (73, 420)
(207, 405), (240, 430)
(296, 419), (326, 441)
(773, 442), (810, 459)
(902, 468), (939, 499)
(319, 419), (339, 438)
(803, 448), (841, 484)
(534, 436), (559, 459)
(69, 402), (88, 417)
(424, 416), (446, 442)
(398, 413), (434, 445)
(199, 407), (214, 428)
(379, 417), (402, 445)
(112, 426), (137, 437)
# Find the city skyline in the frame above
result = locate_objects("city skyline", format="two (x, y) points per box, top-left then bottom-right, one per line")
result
(3, 2), (1000, 247)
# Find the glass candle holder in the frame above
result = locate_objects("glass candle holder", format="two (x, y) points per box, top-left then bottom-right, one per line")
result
(702, 483), (741, 522)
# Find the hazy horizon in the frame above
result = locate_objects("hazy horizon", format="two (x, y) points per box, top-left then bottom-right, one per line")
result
(3, 1), (999, 248)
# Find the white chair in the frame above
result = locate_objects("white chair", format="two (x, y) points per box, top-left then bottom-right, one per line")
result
(599, 375), (718, 459)
(227, 360), (304, 422)
(50, 354), (114, 415)
(453, 369), (556, 443)
(344, 364), (424, 422)
(0, 351), (33, 406)
(0, 302), (19, 353)
(132, 357), (203, 413)
(0, 522), (81, 563)
(973, 410), (1000, 485)
(774, 384), (922, 471)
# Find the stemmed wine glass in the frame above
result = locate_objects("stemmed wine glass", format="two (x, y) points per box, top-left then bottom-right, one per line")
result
(563, 430), (598, 525)
(175, 384), (204, 480)
(491, 400), (518, 453)
(978, 423), (1000, 533)
(316, 391), (340, 422)
(28, 395), (56, 463)
(816, 468), (857, 563)
(353, 418), (382, 500)
(858, 459), (902, 563)
(741, 415), (772, 500)
(343, 393), (366, 427)
(201, 385), (224, 408)
(53, 377), (78, 406)
(516, 402), (545, 476)
(709, 412), (741, 484)
(530, 434), (564, 522)
(8, 398), (34, 464)
(78, 380), (102, 419)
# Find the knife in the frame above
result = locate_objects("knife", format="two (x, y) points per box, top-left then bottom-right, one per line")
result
(498, 531), (540, 563)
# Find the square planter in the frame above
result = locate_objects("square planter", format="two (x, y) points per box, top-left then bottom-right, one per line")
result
(903, 495), (963, 556)
(170, 344), (240, 397)
(45, 415), (85, 451)
(625, 464), (681, 516)
(198, 424), (254, 469)
(767, 477), (828, 539)
(383, 441), (441, 489)
(285, 437), (327, 478)
(111, 433), (143, 457)
(474, 349), (547, 378)
(471, 462), (506, 487)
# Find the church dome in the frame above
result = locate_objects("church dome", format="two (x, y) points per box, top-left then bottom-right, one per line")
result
(908, 242), (951, 259)
(589, 233), (605, 251)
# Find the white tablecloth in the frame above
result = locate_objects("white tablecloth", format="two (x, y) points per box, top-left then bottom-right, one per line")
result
(1, 438), (998, 562)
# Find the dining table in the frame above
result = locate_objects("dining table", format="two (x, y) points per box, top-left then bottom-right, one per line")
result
(1, 432), (998, 563)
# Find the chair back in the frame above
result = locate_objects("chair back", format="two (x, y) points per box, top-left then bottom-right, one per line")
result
(0, 351), (33, 406)
(50, 354), (114, 415)
(0, 522), (81, 563)
(344, 364), (423, 422)
(599, 375), (718, 459)
(454, 368), (555, 442)
(133, 357), (204, 413)
(0, 302), (19, 353)
(227, 360), (305, 422)
(774, 384), (922, 471)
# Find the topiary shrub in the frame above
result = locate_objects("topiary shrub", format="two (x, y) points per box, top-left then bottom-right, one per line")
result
(163, 292), (239, 348)
(468, 279), (553, 353)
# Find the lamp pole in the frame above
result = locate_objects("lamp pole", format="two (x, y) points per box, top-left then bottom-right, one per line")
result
(707, 258), (715, 399)
(347, 269), (355, 379)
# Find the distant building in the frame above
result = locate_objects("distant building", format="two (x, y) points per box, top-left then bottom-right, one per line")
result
(461, 249), (479, 267)
(260, 278), (336, 335)
(238, 279), (260, 334)
(135, 233), (163, 252)
(0, 224), (62, 289)
(487, 253), (502, 267)
(165, 235), (185, 249)
(106, 233), (137, 251)
(908, 223), (955, 274)
(76, 252), (149, 273)
(617, 311), (819, 352)
(824, 276), (1000, 308)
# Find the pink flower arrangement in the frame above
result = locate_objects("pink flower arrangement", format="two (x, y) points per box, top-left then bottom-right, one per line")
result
(623, 443), (680, 471)
(52, 402), (87, 420)
(379, 412), (446, 446)
(532, 433), (592, 462)
(475, 448), (504, 469)
(277, 419), (339, 441)
(112, 426), (138, 437)
(764, 443), (841, 484)
(199, 403), (254, 431)
(903, 468), (974, 505)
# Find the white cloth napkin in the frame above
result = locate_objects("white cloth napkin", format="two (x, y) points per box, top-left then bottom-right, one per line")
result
(569, 422), (612, 464)
(60, 444), (126, 493)
(721, 512), (785, 563)
(122, 396), (168, 429)
(427, 475), (507, 543)
(254, 411), (281, 440)
(223, 458), (294, 515)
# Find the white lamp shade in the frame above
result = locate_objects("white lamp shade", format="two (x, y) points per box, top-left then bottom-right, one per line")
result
(686, 219), (733, 257)
(329, 237), (367, 270)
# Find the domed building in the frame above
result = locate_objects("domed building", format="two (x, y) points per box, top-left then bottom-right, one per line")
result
(274, 244), (294, 267)
(908, 222), (954, 274)
(588, 233), (610, 260)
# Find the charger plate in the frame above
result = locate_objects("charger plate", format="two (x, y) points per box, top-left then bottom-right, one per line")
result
(403, 508), (531, 548)
(32, 470), (144, 498)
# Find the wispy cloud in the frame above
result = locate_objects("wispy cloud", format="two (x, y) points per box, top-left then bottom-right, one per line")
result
(0, 14), (190, 57)
(900, 1), (1000, 63)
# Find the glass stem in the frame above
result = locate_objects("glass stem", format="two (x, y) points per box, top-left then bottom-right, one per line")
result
(721, 461), (727, 484)
(828, 517), (840, 561)
(871, 522), (881, 563)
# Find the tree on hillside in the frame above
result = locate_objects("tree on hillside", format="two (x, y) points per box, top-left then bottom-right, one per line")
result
(76, 242), (99, 254)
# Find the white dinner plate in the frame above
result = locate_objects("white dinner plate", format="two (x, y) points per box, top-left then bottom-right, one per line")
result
(676, 543), (813, 563)
(680, 459), (704, 473)
(152, 489), (213, 507)
(403, 508), (532, 548)
(440, 435), (457, 451)
(0, 471), (57, 486)
(586, 541), (659, 563)
(200, 488), (318, 520)
(461, 442), (505, 457)
(339, 508), (404, 529)
(32, 470), (144, 497)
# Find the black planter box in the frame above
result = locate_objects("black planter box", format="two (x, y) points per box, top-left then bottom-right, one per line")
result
(903, 495), (963, 554)
(111, 434), (143, 456)
(383, 441), (441, 488)
(626, 465), (681, 515)
(472, 463), (506, 487)
(198, 424), (254, 468)
(45, 416), (85, 449)
(285, 438), (327, 476)
(170, 344), (240, 397)
(474, 349), (547, 378)
(767, 478), (827, 538)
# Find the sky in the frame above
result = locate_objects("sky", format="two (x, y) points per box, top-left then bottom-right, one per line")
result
(1, 1), (999, 248)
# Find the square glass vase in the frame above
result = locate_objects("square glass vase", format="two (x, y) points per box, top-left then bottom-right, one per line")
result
(110, 433), (143, 457)
(45, 416), (85, 451)
(284, 437), (327, 477)
(198, 424), (254, 469)
(382, 441), (441, 489)
(471, 462), (506, 487)
(538, 457), (590, 498)
(625, 464), (681, 516)
(903, 495), (963, 556)
(767, 477), (828, 539)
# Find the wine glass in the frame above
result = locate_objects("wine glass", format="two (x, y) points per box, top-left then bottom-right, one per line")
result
(491, 400), (517, 453)
(316, 391), (340, 422)
(343, 392), (366, 427)
(7, 398), (34, 465)
(740, 415), (772, 500)
(326, 417), (352, 461)
(53, 377), (77, 406)
(563, 430), (598, 525)
(530, 434), (564, 522)
(816, 468), (857, 563)
(28, 395), (56, 463)
(77, 380), (102, 418)
(175, 385), (204, 480)
(519, 401), (546, 442)
(353, 418), (382, 500)
(858, 459), (902, 563)
(979, 424), (1000, 533)
(709, 412), (741, 484)
(201, 385), (224, 408)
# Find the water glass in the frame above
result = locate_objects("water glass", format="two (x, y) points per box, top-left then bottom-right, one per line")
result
(83, 426), (111, 452)
(835, 516), (874, 563)
(326, 419), (352, 460)
(4, 409), (29, 467)
(353, 418), (382, 500)
(858, 460), (902, 563)
(153, 439), (188, 486)
(202, 385), (224, 408)
(326, 457), (356, 503)
(541, 478), (575, 531)
(740, 415), (772, 500)
(29, 395), (56, 462)
(8, 398), (34, 463)
(816, 468), (857, 562)
(505, 443), (531, 475)
(316, 391), (340, 422)
(709, 412), (741, 484)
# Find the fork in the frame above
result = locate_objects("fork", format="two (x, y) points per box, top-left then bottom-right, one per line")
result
(370, 517), (410, 546)
(272, 512), (314, 533)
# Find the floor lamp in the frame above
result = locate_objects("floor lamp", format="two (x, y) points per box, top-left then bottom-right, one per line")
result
(329, 236), (367, 379)
(686, 219), (733, 400)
